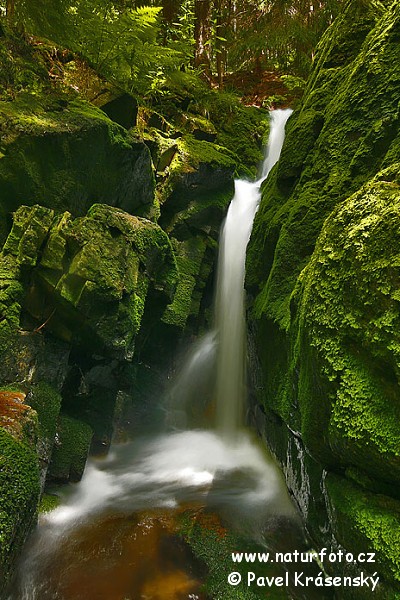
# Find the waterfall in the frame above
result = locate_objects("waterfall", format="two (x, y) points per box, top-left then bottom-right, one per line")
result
(215, 108), (292, 437)
(8, 109), (300, 600)
(261, 109), (293, 179)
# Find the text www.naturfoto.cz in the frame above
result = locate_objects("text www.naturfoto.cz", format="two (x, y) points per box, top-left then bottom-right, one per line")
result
(231, 549), (376, 564)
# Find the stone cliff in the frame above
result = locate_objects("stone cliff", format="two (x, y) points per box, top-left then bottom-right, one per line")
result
(247, 1), (400, 597)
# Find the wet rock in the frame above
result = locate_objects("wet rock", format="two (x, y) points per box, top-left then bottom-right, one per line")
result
(247, 1), (400, 596)
(48, 414), (93, 483)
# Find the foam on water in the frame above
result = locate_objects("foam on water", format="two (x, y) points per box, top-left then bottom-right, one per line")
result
(42, 429), (295, 532)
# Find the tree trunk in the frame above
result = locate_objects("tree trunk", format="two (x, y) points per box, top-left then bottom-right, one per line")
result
(6, 0), (15, 22)
(162, 0), (180, 25)
(161, 0), (181, 44)
(215, 0), (222, 87)
(194, 0), (212, 80)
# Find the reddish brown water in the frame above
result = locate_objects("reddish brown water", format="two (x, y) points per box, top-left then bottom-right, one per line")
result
(10, 431), (319, 600)
(21, 508), (208, 600)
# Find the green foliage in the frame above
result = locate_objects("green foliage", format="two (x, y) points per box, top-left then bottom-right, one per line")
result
(213, 0), (345, 77)
(7, 1), (187, 97)
(0, 29), (51, 100)
(1, 0), (345, 95)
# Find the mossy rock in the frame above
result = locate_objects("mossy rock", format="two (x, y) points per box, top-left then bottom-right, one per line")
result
(153, 131), (236, 212)
(3, 203), (178, 357)
(247, 2), (400, 465)
(292, 172), (400, 483)
(162, 236), (208, 329)
(0, 96), (155, 245)
(248, 0), (400, 324)
(246, 2), (400, 594)
(27, 382), (62, 483)
(38, 493), (60, 514)
(0, 428), (40, 596)
(142, 76), (270, 177)
(325, 473), (400, 591)
(48, 414), (93, 483)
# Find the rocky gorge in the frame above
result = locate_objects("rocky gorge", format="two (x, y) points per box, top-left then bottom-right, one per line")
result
(0, 0), (399, 598)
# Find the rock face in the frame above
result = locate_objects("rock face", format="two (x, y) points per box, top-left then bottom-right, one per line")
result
(247, 0), (400, 596)
(0, 98), (155, 245)
(4, 203), (178, 356)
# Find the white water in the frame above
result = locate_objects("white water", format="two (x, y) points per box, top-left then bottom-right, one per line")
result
(215, 108), (292, 436)
(9, 109), (295, 600)
(261, 109), (292, 179)
(12, 431), (297, 599)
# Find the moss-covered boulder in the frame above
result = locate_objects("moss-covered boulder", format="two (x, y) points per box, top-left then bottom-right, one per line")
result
(247, 0), (400, 595)
(151, 138), (233, 332)
(141, 74), (270, 178)
(2, 203), (178, 357)
(162, 236), (211, 329)
(326, 474), (400, 588)
(293, 170), (400, 484)
(0, 400), (40, 598)
(27, 382), (62, 486)
(0, 96), (155, 245)
(48, 414), (93, 482)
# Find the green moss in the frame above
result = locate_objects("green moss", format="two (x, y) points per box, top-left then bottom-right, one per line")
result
(147, 74), (269, 176)
(0, 96), (155, 246)
(2, 203), (178, 356)
(326, 474), (400, 585)
(38, 493), (60, 514)
(0, 428), (40, 592)
(162, 237), (207, 328)
(28, 382), (62, 444)
(290, 174), (400, 481)
(176, 135), (237, 171)
(48, 414), (93, 483)
(193, 91), (270, 176)
(0, 254), (23, 364)
(246, 4), (400, 592)
(247, 0), (400, 460)
(178, 511), (287, 600)
(3, 204), (55, 266)
(248, 1), (400, 329)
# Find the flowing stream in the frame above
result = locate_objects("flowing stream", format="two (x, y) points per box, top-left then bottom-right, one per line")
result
(7, 109), (323, 600)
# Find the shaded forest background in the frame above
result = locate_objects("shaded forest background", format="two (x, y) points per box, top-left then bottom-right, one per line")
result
(0, 0), (343, 106)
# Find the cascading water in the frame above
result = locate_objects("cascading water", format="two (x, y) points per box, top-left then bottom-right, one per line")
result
(8, 109), (305, 600)
(215, 108), (292, 437)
